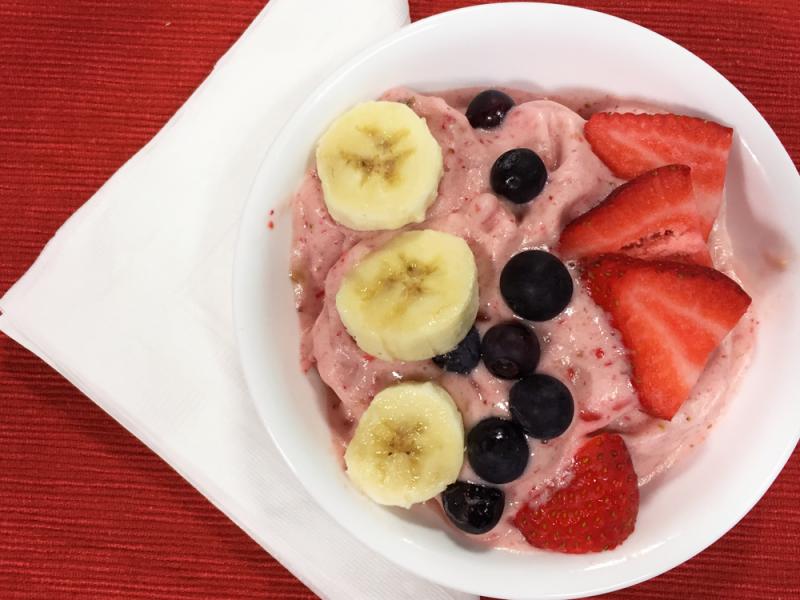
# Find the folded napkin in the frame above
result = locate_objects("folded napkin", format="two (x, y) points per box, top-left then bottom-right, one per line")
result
(0, 1), (475, 598)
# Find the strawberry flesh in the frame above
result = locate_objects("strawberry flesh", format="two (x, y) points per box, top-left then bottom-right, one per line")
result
(514, 433), (639, 553)
(559, 164), (711, 266)
(584, 112), (733, 238)
(583, 254), (751, 420)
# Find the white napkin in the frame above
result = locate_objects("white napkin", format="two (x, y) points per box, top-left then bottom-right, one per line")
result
(0, 1), (475, 598)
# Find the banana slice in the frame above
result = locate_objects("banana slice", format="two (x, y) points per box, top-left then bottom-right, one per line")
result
(335, 229), (479, 362)
(316, 101), (443, 231)
(344, 381), (465, 508)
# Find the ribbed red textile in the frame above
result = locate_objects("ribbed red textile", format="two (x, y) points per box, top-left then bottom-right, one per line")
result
(0, 1), (797, 598)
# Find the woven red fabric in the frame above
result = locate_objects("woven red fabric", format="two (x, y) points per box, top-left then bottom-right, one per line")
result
(0, 1), (797, 598)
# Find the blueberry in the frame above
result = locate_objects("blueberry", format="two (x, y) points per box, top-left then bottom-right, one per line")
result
(442, 481), (505, 535)
(433, 326), (481, 374)
(510, 374), (574, 439)
(481, 322), (540, 380)
(466, 89), (514, 129)
(490, 148), (547, 204)
(499, 250), (573, 321)
(467, 417), (529, 484)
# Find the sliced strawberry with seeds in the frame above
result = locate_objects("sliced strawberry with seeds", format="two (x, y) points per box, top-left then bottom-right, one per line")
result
(514, 433), (639, 553)
(584, 112), (733, 238)
(583, 254), (751, 420)
(559, 164), (711, 266)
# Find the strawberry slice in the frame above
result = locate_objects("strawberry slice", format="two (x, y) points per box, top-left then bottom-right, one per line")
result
(559, 164), (711, 266)
(583, 254), (751, 420)
(584, 112), (733, 238)
(514, 433), (639, 553)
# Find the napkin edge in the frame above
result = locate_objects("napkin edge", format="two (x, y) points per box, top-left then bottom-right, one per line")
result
(0, 314), (338, 600)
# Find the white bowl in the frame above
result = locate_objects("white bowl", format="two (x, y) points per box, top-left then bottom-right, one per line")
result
(234, 4), (800, 598)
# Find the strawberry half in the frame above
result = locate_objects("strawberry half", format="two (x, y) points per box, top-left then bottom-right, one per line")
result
(584, 112), (733, 238)
(584, 254), (751, 420)
(559, 164), (711, 266)
(514, 433), (639, 553)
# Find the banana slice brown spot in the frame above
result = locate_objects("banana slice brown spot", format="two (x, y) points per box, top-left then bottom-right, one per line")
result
(340, 126), (414, 185)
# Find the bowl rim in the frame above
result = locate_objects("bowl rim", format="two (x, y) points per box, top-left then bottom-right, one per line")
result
(233, 3), (800, 598)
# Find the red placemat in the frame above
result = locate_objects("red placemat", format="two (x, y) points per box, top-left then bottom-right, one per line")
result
(0, 1), (797, 598)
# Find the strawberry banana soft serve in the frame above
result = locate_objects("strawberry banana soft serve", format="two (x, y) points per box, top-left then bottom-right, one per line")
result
(289, 87), (754, 553)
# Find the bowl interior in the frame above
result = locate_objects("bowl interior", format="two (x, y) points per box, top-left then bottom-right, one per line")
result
(234, 4), (800, 599)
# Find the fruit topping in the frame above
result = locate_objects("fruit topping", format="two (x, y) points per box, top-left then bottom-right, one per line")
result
(336, 229), (479, 361)
(490, 148), (548, 204)
(509, 374), (574, 440)
(433, 326), (482, 374)
(514, 433), (639, 553)
(467, 417), (529, 484)
(500, 250), (573, 321)
(344, 382), (465, 508)
(480, 322), (540, 379)
(584, 112), (733, 237)
(583, 254), (751, 420)
(316, 101), (443, 231)
(559, 164), (712, 266)
(466, 89), (515, 129)
(442, 481), (505, 534)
